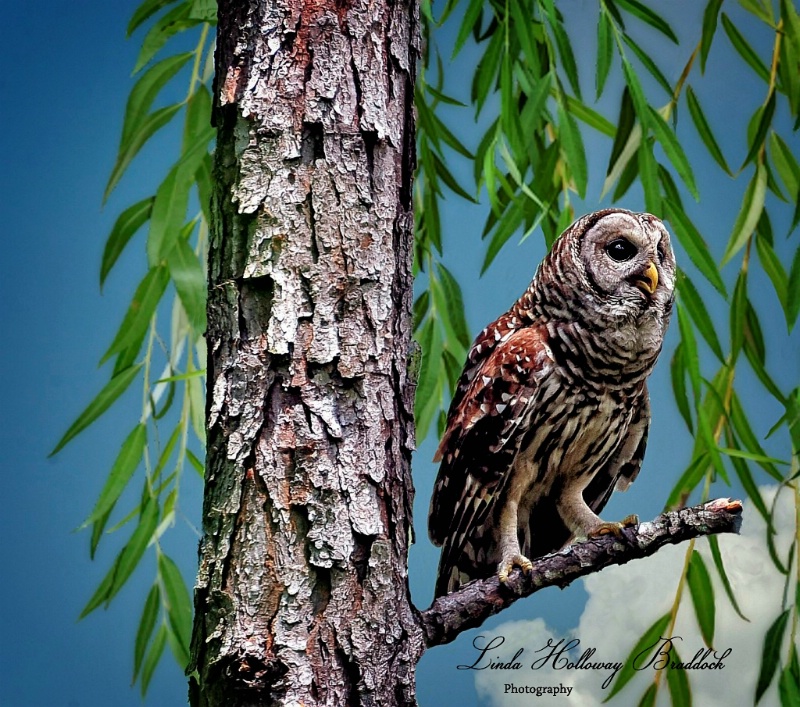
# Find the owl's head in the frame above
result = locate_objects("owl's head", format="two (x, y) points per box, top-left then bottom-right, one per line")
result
(574, 209), (676, 321)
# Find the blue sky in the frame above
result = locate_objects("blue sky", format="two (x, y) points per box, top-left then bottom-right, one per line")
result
(1, 1), (796, 706)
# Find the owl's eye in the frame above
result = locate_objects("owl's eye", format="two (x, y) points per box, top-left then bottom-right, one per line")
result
(605, 238), (638, 262)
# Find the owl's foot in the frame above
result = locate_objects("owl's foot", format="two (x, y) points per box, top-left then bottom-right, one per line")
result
(588, 514), (640, 539)
(498, 554), (534, 583)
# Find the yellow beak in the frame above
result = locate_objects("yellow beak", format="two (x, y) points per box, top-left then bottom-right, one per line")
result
(633, 261), (658, 295)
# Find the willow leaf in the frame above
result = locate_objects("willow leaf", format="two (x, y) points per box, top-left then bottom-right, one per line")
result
(686, 85), (732, 175)
(133, 584), (160, 681)
(687, 550), (715, 647)
(122, 52), (193, 148)
(700, 0), (724, 71)
(50, 363), (143, 456)
(708, 535), (749, 621)
(101, 266), (170, 364)
(105, 104), (182, 201)
(663, 203), (726, 296)
(557, 102), (588, 198)
(678, 272), (724, 361)
(596, 8), (613, 99)
(128, 0), (180, 36)
(141, 624), (168, 695)
(756, 610), (791, 703)
(158, 554), (193, 662)
(133, 2), (197, 74)
(81, 424), (147, 528)
(615, 0), (678, 43)
(603, 613), (671, 701)
(167, 236), (207, 333)
(666, 646), (693, 707)
(647, 106), (698, 199)
(101, 197), (154, 287)
(720, 14), (770, 84)
(722, 163), (767, 265)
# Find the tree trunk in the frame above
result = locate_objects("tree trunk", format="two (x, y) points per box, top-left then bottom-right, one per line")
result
(189, 1), (422, 705)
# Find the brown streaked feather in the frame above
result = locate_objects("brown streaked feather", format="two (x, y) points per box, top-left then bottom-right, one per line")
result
(428, 325), (553, 593)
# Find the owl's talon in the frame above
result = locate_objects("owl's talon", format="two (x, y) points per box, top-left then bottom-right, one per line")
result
(589, 514), (639, 539)
(498, 554), (533, 583)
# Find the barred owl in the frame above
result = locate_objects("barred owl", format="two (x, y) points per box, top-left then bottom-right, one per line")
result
(429, 209), (676, 598)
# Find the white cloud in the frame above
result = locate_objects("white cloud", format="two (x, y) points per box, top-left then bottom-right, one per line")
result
(474, 488), (794, 707)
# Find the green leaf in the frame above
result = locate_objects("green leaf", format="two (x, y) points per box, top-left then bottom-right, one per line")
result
(755, 234), (788, 312)
(50, 364), (143, 456)
(663, 203), (726, 296)
(134, 584), (161, 681)
(787, 245), (800, 330)
(687, 550), (715, 647)
(615, 0), (678, 43)
(596, 8), (613, 99)
(677, 272), (724, 361)
(720, 14), (770, 84)
(121, 52), (193, 148)
(80, 496), (159, 618)
(557, 102), (588, 198)
(186, 448), (205, 478)
(188, 365), (206, 443)
(543, 0), (581, 99)
(666, 646), (693, 707)
(604, 613), (671, 701)
(563, 95), (616, 137)
(755, 609), (791, 703)
(708, 535), (748, 621)
(636, 684), (657, 707)
(700, 0), (724, 71)
(147, 142), (210, 266)
(779, 661), (800, 707)
(638, 142), (660, 215)
(623, 34), (673, 97)
(664, 453), (709, 510)
(730, 272), (747, 357)
(101, 266), (170, 364)
(141, 623), (168, 695)
(452, 0), (483, 58)
(414, 316), (444, 441)
(729, 391), (784, 481)
(105, 104), (182, 201)
(435, 263), (471, 349)
(158, 554), (193, 665)
(770, 132), (800, 197)
(742, 92), (776, 169)
(128, 0), (181, 36)
(133, 3), (198, 74)
(670, 342), (694, 432)
(621, 56), (650, 121)
(647, 106), (698, 199)
(81, 424), (147, 528)
(471, 30), (503, 114)
(101, 197), (154, 287)
(189, 0), (216, 22)
(721, 163), (767, 265)
(718, 447), (787, 468)
(686, 85), (732, 175)
(167, 236), (207, 333)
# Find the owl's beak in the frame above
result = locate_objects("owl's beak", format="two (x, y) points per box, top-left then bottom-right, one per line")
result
(631, 261), (658, 295)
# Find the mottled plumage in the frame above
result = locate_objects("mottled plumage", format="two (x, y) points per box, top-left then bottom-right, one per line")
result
(429, 209), (676, 597)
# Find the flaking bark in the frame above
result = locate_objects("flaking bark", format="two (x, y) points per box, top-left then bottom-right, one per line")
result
(189, 1), (422, 705)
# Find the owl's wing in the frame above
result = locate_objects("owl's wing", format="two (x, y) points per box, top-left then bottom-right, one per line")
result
(428, 324), (554, 596)
(585, 386), (650, 515)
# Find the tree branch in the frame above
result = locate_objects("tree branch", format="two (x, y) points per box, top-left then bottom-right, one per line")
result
(420, 498), (743, 648)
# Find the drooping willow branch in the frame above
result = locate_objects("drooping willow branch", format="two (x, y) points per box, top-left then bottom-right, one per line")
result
(420, 498), (743, 648)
